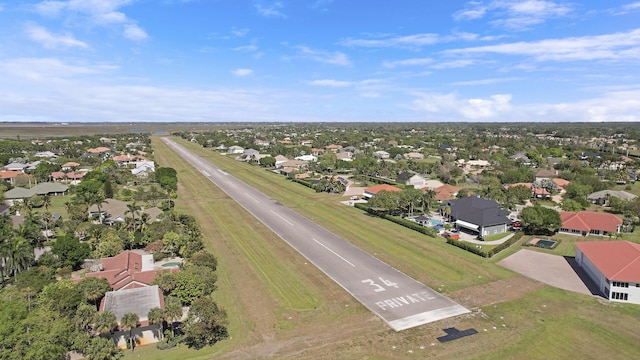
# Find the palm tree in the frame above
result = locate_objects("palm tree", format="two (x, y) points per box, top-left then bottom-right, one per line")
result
(94, 310), (118, 336)
(164, 296), (182, 336)
(41, 212), (53, 242)
(125, 202), (140, 231)
(75, 303), (97, 334)
(148, 185), (162, 207)
(147, 307), (165, 340)
(120, 312), (139, 352)
(42, 195), (51, 212)
(7, 236), (34, 279)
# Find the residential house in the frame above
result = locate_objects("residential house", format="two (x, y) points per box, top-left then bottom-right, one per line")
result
(433, 184), (460, 201)
(113, 154), (146, 167)
(362, 184), (403, 199)
(34, 151), (57, 158)
(397, 171), (426, 188)
(88, 199), (162, 225)
(3, 183), (68, 206)
(61, 162), (80, 171)
(587, 190), (637, 206)
(325, 144), (343, 153)
(89, 250), (180, 349)
(295, 155), (317, 162)
(336, 152), (353, 161)
(0, 170), (24, 185)
(3, 162), (29, 172)
(559, 211), (623, 236)
(131, 160), (156, 178)
(443, 197), (511, 239)
(575, 241), (640, 304)
(403, 152), (425, 160)
(373, 151), (390, 159)
(227, 145), (244, 154)
(535, 169), (558, 181)
(510, 152), (532, 166)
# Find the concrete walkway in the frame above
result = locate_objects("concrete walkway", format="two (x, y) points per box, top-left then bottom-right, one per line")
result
(462, 232), (515, 245)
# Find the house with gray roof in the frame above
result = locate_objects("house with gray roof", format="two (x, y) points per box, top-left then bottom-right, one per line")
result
(587, 190), (637, 206)
(100, 285), (166, 349)
(3, 183), (68, 206)
(443, 197), (511, 239)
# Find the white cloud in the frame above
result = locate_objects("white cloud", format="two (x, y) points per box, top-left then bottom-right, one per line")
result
(340, 33), (442, 48)
(410, 92), (512, 119)
(25, 23), (88, 49)
(624, 2), (640, 10)
(294, 45), (351, 66)
(232, 68), (254, 77)
(309, 79), (353, 87)
(454, 0), (573, 31)
(123, 24), (148, 41)
(432, 59), (476, 69)
(444, 28), (640, 62)
(450, 77), (521, 86)
(0, 57), (116, 80)
(255, 1), (286, 18)
(32, 0), (144, 41)
(383, 58), (433, 68)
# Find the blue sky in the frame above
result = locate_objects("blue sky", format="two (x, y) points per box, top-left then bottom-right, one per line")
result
(1, 1), (639, 123)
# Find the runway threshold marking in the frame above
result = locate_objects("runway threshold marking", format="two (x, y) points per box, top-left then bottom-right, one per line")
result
(200, 170), (211, 177)
(270, 210), (294, 226)
(312, 238), (356, 267)
(218, 169), (229, 175)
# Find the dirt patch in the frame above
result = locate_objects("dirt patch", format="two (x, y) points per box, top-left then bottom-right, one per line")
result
(448, 276), (545, 309)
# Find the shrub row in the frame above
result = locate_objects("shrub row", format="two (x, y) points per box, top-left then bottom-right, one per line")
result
(446, 238), (488, 257)
(291, 178), (315, 189)
(355, 203), (438, 238)
(446, 231), (525, 258)
(487, 231), (524, 257)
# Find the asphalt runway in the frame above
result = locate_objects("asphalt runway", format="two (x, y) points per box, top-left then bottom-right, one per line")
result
(162, 138), (469, 331)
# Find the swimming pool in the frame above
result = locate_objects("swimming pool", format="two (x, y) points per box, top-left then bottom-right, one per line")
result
(428, 218), (443, 226)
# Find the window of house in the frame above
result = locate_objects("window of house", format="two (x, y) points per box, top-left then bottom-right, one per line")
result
(611, 292), (629, 301)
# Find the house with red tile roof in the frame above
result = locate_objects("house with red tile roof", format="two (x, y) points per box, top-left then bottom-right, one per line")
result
(363, 184), (403, 199)
(559, 211), (623, 236)
(433, 184), (460, 201)
(575, 241), (640, 304)
(85, 250), (179, 291)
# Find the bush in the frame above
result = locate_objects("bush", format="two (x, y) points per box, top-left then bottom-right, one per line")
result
(446, 238), (488, 257)
(291, 178), (314, 189)
(487, 231), (524, 257)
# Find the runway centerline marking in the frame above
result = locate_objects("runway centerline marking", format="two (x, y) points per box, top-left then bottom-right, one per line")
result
(313, 238), (356, 267)
(270, 210), (294, 226)
(246, 195), (259, 203)
(218, 169), (229, 175)
(200, 170), (211, 177)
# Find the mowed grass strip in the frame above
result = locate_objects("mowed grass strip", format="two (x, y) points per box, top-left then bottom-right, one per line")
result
(471, 287), (640, 359)
(153, 137), (319, 311)
(176, 138), (514, 291)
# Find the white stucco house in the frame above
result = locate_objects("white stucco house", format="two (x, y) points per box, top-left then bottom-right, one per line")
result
(575, 241), (640, 304)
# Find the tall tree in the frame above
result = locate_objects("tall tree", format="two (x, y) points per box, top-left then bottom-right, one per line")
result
(182, 296), (228, 349)
(120, 312), (139, 352)
(147, 307), (165, 340)
(94, 310), (118, 336)
(163, 296), (183, 336)
(77, 277), (112, 308)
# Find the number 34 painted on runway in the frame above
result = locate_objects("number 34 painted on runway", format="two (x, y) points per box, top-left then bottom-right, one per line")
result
(361, 277), (399, 292)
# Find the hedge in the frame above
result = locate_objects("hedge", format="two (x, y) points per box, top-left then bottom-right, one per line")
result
(446, 230), (524, 258)
(487, 231), (524, 257)
(291, 178), (315, 189)
(355, 203), (438, 238)
(446, 238), (488, 257)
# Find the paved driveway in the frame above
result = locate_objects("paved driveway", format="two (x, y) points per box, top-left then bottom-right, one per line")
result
(498, 249), (599, 296)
